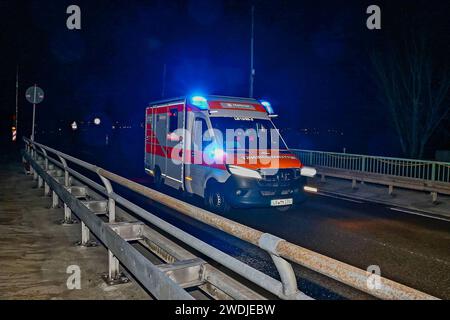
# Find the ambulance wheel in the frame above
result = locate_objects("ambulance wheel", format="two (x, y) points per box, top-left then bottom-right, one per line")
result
(205, 184), (230, 214)
(153, 167), (163, 189)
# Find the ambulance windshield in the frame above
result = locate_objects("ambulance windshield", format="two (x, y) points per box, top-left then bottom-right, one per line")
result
(209, 116), (288, 150)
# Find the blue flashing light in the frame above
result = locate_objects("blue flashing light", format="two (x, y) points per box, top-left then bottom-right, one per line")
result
(191, 96), (209, 110)
(204, 142), (225, 162)
(260, 100), (274, 114)
(212, 146), (224, 159)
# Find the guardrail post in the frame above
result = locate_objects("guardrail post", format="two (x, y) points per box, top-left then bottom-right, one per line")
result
(56, 155), (70, 188)
(38, 176), (43, 188)
(38, 146), (51, 196)
(108, 250), (120, 279)
(97, 173), (127, 284)
(76, 222), (98, 247)
(431, 163), (436, 181)
(44, 181), (50, 196)
(431, 192), (438, 203)
(23, 142), (29, 172)
(62, 204), (77, 225)
(259, 233), (309, 300)
(25, 143), (33, 176)
(52, 191), (59, 208)
(30, 145), (34, 159)
(98, 175), (116, 223)
(32, 149), (38, 179)
(31, 146), (39, 180)
(388, 185), (394, 196)
(52, 155), (76, 224)
(51, 156), (68, 209)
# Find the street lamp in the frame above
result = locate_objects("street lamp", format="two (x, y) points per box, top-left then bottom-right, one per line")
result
(94, 117), (101, 125)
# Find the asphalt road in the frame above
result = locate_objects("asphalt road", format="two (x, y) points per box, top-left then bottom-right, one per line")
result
(40, 137), (450, 299)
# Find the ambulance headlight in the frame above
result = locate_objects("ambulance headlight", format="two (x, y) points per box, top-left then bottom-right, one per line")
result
(227, 165), (262, 179)
(300, 166), (317, 177)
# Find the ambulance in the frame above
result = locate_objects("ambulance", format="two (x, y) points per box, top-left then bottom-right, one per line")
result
(144, 95), (316, 212)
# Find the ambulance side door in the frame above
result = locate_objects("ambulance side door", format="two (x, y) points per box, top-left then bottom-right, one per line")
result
(186, 113), (210, 197)
(153, 108), (168, 178)
(164, 105), (185, 189)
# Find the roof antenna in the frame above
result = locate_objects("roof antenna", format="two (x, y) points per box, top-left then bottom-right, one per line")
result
(249, 5), (255, 98)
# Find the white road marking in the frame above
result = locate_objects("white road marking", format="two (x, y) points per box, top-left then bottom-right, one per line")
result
(389, 207), (450, 222)
(316, 191), (364, 204)
(356, 231), (450, 267)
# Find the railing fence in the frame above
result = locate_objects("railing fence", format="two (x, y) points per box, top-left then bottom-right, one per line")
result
(291, 149), (450, 184)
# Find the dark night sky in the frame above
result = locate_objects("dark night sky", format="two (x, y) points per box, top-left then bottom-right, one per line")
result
(0, 0), (449, 157)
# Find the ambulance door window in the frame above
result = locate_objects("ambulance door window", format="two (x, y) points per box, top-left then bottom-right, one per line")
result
(168, 108), (178, 133)
(192, 117), (208, 152)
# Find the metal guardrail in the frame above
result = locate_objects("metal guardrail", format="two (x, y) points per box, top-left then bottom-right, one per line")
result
(291, 149), (450, 184)
(22, 137), (438, 300)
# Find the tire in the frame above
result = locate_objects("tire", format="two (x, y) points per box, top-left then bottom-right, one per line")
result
(153, 167), (164, 189)
(204, 183), (230, 214)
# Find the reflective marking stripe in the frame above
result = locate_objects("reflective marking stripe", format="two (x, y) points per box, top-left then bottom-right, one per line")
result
(161, 174), (183, 183)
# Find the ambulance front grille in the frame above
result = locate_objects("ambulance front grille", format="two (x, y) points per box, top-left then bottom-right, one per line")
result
(257, 169), (296, 188)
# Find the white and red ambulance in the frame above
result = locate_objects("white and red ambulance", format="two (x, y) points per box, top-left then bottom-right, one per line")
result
(144, 95), (316, 212)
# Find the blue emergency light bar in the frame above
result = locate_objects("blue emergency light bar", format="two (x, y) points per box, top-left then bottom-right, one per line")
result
(260, 100), (274, 114)
(190, 96), (209, 110)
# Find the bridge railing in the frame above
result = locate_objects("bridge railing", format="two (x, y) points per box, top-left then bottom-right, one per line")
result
(291, 149), (450, 183)
(22, 137), (438, 300)
(291, 149), (450, 198)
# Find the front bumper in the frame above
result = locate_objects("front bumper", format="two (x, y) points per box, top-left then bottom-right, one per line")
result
(223, 174), (308, 208)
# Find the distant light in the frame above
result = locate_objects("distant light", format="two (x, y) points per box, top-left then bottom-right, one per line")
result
(260, 100), (274, 114)
(94, 117), (101, 125)
(71, 121), (78, 130)
(191, 96), (209, 110)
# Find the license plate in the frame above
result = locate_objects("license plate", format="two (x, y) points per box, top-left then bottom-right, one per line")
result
(270, 198), (293, 206)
